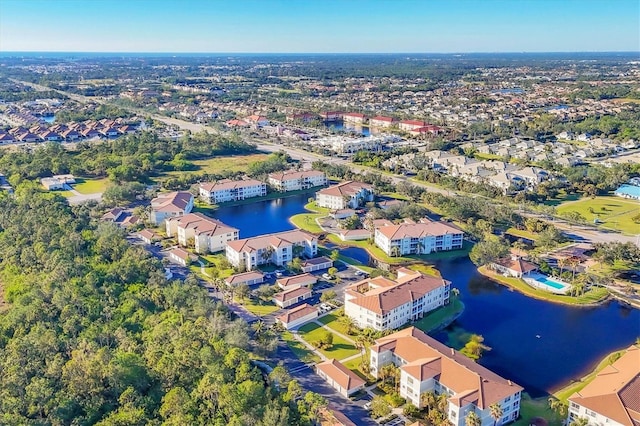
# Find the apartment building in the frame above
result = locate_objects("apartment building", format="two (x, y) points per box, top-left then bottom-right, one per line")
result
(225, 229), (318, 270)
(166, 213), (239, 254)
(374, 218), (464, 256)
(344, 268), (451, 331)
(371, 328), (523, 426)
(342, 112), (367, 124)
(568, 344), (640, 426)
(316, 181), (375, 210)
(331, 136), (383, 154)
(199, 179), (266, 204)
(370, 116), (397, 128)
(150, 191), (194, 225)
(268, 170), (327, 192)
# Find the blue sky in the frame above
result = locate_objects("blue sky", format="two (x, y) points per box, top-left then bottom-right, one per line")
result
(0, 0), (638, 53)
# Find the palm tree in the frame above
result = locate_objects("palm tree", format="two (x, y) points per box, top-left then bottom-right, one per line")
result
(548, 397), (567, 417)
(390, 246), (401, 258)
(557, 257), (567, 277)
(416, 240), (425, 255)
(420, 390), (437, 410)
(261, 246), (275, 265)
(339, 315), (357, 335)
(568, 257), (581, 282)
(569, 417), (589, 426)
(489, 403), (503, 426)
(465, 411), (481, 426)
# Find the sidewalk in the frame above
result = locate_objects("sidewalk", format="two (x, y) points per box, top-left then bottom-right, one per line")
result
(291, 330), (327, 361)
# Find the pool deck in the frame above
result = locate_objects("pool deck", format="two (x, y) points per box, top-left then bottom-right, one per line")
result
(524, 273), (570, 294)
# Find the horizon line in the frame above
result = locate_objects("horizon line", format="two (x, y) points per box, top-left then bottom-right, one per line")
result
(1, 50), (639, 55)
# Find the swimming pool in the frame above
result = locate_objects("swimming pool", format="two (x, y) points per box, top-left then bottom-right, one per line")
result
(525, 273), (570, 294)
(615, 184), (640, 200)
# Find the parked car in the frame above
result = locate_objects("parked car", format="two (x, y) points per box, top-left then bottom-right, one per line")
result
(322, 273), (333, 280)
(364, 402), (372, 411)
(320, 303), (331, 311)
(354, 270), (364, 276)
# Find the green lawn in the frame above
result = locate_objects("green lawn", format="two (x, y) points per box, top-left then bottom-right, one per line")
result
(72, 177), (110, 194)
(201, 253), (235, 279)
(281, 331), (321, 364)
(163, 153), (270, 178)
(410, 298), (464, 334)
(542, 192), (581, 207)
(556, 195), (640, 235)
(298, 322), (360, 360)
(290, 201), (329, 234)
(514, 394), (563, 426)
(505, 227), (539, 241)
(236, 297), (280, 316)
(342, 356), (375, 384)
(318, 313), (351, 335)
(407, 264), (441, 277)
(479, 266), (610, 306)
(553, 349), (625, 402)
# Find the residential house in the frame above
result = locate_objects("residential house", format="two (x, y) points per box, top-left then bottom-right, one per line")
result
(101, 208), (125, 222)
(225, 229), (318, 270)
(316, 181), (375, 210)
(149, 191), (194, 225)
(273, 286), (313, 308)
(268, 170), (327, 192)
(316, 359), (366, 398)
(301, 256), (333, 273)
(344, 268), (451, 331)
(370, 327), (523, 425)
(276, 303), (319, 330)
(199, 179), (267, 204)
(276, 273), (317, 291)
(490, 256), (538, 278)
(224, 271), (265, 287)
(166, 213), (238, 254)
(567, 344), (640, 426)
(246, 114), (269, 127)
(41, 174), (76, 191)
(374, 218), (464, 256)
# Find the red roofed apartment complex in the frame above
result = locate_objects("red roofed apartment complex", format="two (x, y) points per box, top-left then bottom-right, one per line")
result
(150, 191), (194, 225)
(370, 116), (397, 128)
(342, 112), (367, 124)
(166, 213), (239, 254)
(198, 179), (267, 204)
(374, 218), (464, 256)
(371, 327), (523, 425)
(316, 181), (375, 210)
(399, 120), (427, 132)
(225, 229), (318, 270)
(268, 170), (327, 192)
(568, 344), (640, 426)
(344, 268), (451, 331)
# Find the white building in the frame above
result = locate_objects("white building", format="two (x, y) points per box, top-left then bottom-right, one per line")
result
(342, 112), (366, 124)
(344, 268), (451, 331)
(371, 327), (523, 426)
(316, 181), (375, 210)
(41, 174), (76, 191)
(370, 116), (397, 128)
(268, 170), (327, 192)
(225, 229), (318, 271)
(273, 286), (313, 308)
(276, 303), (319, 330)
(331, 136), (383, 154)
(150, 191), (194, 225)
(374, 218), (464, 256)
(199, 179), (266, 204)
(166, 213), (239, 254)
(316, 358), (366, 398)
(568, 344), (640, 426)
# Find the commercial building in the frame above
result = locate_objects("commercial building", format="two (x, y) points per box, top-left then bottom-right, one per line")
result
(199, 179), (266, 204)
(344, 268), (451, 331)
(225, 229), (318, 271)
(268, 170), (327, 192)
(316, 181), (375, 210)
(568, 344), (640, 426)
(371, 327), (523, 426)
(374, 218), (464, 256)
(166, 213), (238, 254)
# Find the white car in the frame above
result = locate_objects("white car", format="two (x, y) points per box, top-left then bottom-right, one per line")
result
(363, 402), (372, 410)
(354, 270), (364, 276)
(322, 273), (333, 280)
(320, 303), (331, 311)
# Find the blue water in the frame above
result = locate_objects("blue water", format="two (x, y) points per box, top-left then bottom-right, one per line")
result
(615, 184), (640, 199)
(324, 121), (371, 136)
(42, 115), (55, 123)
(533, 275), (566, 290)
(211, 194), (640, 397)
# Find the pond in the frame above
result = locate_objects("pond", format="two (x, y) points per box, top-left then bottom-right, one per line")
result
(210, 193), (640, 396)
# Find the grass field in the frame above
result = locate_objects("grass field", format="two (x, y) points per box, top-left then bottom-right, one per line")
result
(290, 203), (328, 234)
(407, 263), (441, 277)
(281, 331), (321, 364)
(160, 153), (269, 179)
(556, 195), (639, 234)
(514, 394), (563, 426)
(479, 266), (610, 306)
(317, 313), (351, 336)
(542, 192), (581, 207)
(410, 298), (464, 334)
(298, 322), (359, 360)
(236, 297), (280, 316)
(73, 177), (110, 194)
(505, 227), (539, 241)
(201, 253), (235, 278)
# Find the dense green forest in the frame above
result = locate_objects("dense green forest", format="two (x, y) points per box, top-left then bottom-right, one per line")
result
(0, 132), (257, 186)
(0, 188), (325, 425)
